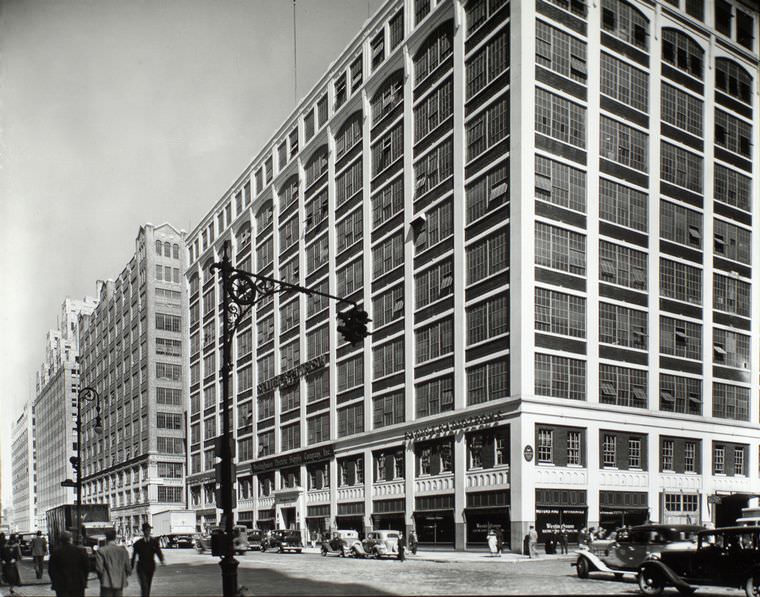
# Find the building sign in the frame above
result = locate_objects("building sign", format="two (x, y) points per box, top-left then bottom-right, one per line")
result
(257, 355), (327, 395)
(251, 444), (334, 474)
(403, 410), (507, 441)
(523, 445), (534, 462)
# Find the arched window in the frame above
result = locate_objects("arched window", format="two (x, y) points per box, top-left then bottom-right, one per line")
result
(237, 222), (252, 249)
(715, 58), (753, 105)
(370, 70), (404, 123)
(601, 0), (649, 51)
(305, 146), (328, 187)
(189, 273), (200, 295)
(414, 21), (453, 86)
(255, 201), (273, 232)
(164, 242), (171, 257)
(662, 29), (704, 79)
(203, 259), (215, 282)
(173, 244), (179, 259)
(155, 240), (162, 255)
(279, 174), (300, 213)
(335, 111), (363, 160)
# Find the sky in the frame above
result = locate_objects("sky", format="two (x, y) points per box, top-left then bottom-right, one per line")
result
(0, 0), (385, 510)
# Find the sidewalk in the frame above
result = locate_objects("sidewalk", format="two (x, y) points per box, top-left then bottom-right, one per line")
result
(300, 545), (575, 563)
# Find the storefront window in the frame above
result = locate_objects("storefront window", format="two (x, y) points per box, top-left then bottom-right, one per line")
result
(394, 452), (405, 479)
(495, 437), (506, 465)
(440, 445), (453, 472)
(420, 448), (432, 475)
(469, 434), (484, 468)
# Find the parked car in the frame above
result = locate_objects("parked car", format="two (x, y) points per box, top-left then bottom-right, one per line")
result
(575, 525), (702, 579)
(638, 526), (760, 597)
(353, 530), (401, 559)
(247, 529), (264, 551)
(321, 530), (361, 557)
(261, 530), (303, 553)
(232, 525), (249, 555)
(17, 533), (35, 556)
(194, 532), (212, 554)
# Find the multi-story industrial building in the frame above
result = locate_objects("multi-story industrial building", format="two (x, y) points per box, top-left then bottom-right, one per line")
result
(10, 403), (35, 533)
(79, 224), (188, 539)
(185, 0), (759, 550)
(33, 297), (98, 531)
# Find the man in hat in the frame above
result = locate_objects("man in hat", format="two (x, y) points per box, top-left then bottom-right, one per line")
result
(48, 531), (89, 597)
(130, 522), (164, 597)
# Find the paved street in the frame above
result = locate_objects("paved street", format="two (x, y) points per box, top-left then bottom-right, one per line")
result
(2, 548), (748, 596)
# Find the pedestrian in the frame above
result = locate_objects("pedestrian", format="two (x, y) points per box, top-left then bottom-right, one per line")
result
(578, 527), (589, 548)
(130, 522), (165, 597)
(94, 528), (132, 597)
(409, 529), (418, 555)
(559, 525), (568, 555)
(397, 532), (406, 562)
(495, 528), (503, 556)
(48, 530), (90, 597)
(487, 530), (498, 556)
(1, 533), (22, 595)
(528, 525), (538, 559)
(31, 530), (48, 579)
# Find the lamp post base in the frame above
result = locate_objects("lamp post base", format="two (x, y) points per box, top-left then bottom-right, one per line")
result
(219, 554), (240, 597)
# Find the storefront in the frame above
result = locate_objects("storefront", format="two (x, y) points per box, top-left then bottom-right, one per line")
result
(256, 509), (275, 530)
(336, 502), (365, 538)
(372, 498), (406, 532)
(414, 495), (455, 546)
(237, 511), (254, 529)
(535, 488), (587, 545)
(465, 490), (510, 547)
(599, 491), (649, 532)
(306, 505), (331, 537)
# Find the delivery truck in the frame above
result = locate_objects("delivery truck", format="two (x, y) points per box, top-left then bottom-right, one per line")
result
(152, 509), (196, 548)
(46, 504), (114, 571)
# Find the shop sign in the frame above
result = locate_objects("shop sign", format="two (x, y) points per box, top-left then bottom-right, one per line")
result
(523, 445), (534, 462)
(252, 444), (334, 474)
(404, 410), (507, 441)
(257, 355), (327, 394)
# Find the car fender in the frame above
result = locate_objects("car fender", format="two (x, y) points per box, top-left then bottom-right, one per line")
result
(638, 560), (693, 592)
(573, 550), (617, 575)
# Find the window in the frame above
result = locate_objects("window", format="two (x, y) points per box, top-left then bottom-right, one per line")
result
(713, 274), (750, 318)
(660, 83), (702, 136)
(372, 123), (403, 175)
(157, 387), (182, 405)
(373, 391), (405, 428)
(466, 98), (508, 161)
(337, 402), (364, 437)
(660, 200), (702, 249)
(415, 318), (453, 363)
(305, 190), (329, 231)
(258, 430), (274, 457)
(535, 156), (585, 213)
(256, 203), (273, 232)
(280, 299), (299, 333)
(599, 178), (647, 232)
(414, 140), (453, 198)
(157, 486), (183, 503)
(307, 325), (329, 360)
(715, 0), (732, 35)
(713, 218), (752, 265)
(335, 112), (361, 160)
(715, 58), (752, 105)
(660, 374), (701, 415)
(156, 362), (182, 381)
(372, 232), (404, 279)
(371, 30), (385, 71)
(535, 21), (587, 84)
(350, 55), (362, 92)
(713, 446), (725, 474)
(306, 279), (329, 317)
(713, 328), (750, 369)
(306, 234), (329, 273)
(281, 423), (300, 452)
(467, 29), (508, 98)
(258, 355), (274, 382)
(372, 176), (404, 228)
(415, 0), (430, 25)
(599, 240), (647, 290)
(373, 337), (404, 378)
(567, 431), (581, 465)
(336, 208), (362, 254)
(337, 355), (363, 392)
(156, 412), (182, 430)
(414, 23), (453, 86)
(468, 162), (508, 223)
(467, 359), (509, 405)
(534, 88), (585, 148)
(735, 447), (746, 476)
(280, 384), (300, 413)
(661, 29), (703, 79)
(304, 109), (315, 142)
(336, 159), (363, 207)
(468, 294), (509, 344)
(280, 340), (300, 371)
(599, 303), (647, 349)
(156, 437), (184, 454)
(602, 435), (616, 467)
(713, 383), (750, 421)
(467, 229), (508, 284)
(256, 237), (273, 270)
(306, 368), (329, 404)
(600, 116), (648, 172)
(601, 0), (649, 50)
(715, 110), (752, 157)
(336, 258), (363, 297)
(660, 258), (702, 305)
(278, 140), (288, 168)
(316, 95), (328, 129)
(466, 0), (510, 35)
(537, 429), (553, 464)
(714, 164), (751, 212)
(535, 222), (586, 276)
(157, 462), (183, 478)
(600, 364), (648, 408)
(736, 10), (754, 50)
(388, 9), (404, 49)
(238, 366), (252, 392)
(535, 354), (586, 400)
(258, 393), (274, 421)
(279, 215), (299, 253)
(155, 313), (181, 333)
(279, 177), (299, 213)
(629, 438), (642, 468)
(305, 147), (328, 187)
(307, 414), (329, 445)
(535, 288), (585, 338)
(661, 439), (674, 470)
(279, 257), (299, 286)
(257, 315), (274, 346)
(600, 52), (648, 111)
(155, 338), (182, 356)
(684, 442), (696, 472)
(373, 285), (404, 327)
(415, 199), (453, 253)
(416, 259), (453, 308)
(660, 316), (702, 360)
(416, 376), (454, 418)
(415, 79), (453, 141)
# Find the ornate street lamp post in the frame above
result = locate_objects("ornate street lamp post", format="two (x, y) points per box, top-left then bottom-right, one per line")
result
(62, 386), (103, 545)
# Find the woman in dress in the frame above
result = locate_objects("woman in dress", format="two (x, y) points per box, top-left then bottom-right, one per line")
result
(1, 533), (22, 595)
(487, 529), (498, 557)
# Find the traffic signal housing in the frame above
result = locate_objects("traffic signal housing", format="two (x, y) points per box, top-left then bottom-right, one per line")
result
(337, 306), (371, 346)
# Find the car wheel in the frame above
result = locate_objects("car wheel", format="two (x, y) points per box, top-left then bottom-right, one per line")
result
(575, 556), (590, 579)
(321, 547), (328, 557)
(638, 569), (665, 596)
(745, 576), (760, 597)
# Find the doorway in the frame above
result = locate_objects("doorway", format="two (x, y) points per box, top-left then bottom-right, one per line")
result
(281, 507), (297, 530)
(715, 494), (750, 528)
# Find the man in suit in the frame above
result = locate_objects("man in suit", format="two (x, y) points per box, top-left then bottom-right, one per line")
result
(30, 531), (48, 579)
(48, 531), (90, 597)
(130, 522), (164, 597)
(94, 529), (132, 597)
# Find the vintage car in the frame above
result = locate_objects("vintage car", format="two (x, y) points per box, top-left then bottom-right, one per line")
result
(321, 530), (361, 557)
(261, 529), (303, 553)
(575, 525), (702, 579)
(247, 529), (264, 551)
(638, 526), (760, 597)
(194, 526), (249, 555)
(352, 530), (401, 559)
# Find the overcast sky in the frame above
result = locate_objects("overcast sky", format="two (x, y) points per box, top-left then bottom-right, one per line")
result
(0, 0), (385, 510)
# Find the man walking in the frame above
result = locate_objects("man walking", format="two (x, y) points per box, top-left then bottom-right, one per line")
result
(48, 531), (89, 597)
(131, 522), (164, 597)
(94, 529), (132, 597)
(30, 531), (48, 579)
(528, 525), (538, 558)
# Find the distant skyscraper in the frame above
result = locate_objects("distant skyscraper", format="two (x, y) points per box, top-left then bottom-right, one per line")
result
(10, 403), (34, 533)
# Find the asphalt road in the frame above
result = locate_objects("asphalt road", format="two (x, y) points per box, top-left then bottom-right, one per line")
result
(3, 549), (748, 596)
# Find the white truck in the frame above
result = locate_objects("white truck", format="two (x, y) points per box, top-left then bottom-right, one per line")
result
(151, 510), (196, 548)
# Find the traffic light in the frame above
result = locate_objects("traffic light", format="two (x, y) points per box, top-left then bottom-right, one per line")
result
(213, 435), (236, 511)
(337, 306), (371, 346)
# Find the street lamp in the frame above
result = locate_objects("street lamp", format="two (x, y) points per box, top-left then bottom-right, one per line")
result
(61, 386), (103, 545)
